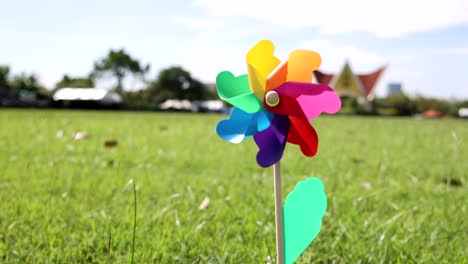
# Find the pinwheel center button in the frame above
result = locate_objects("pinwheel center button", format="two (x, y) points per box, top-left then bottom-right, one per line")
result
(265, 91), (280, 107)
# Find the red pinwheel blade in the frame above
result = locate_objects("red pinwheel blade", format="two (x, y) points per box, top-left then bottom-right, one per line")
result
(265, 82), (342, 120)
(287, 116), (318, 157)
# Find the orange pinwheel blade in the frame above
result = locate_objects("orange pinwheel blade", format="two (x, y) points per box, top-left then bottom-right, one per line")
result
(266, 61), (288, 93)
(287, 50), (321, 83)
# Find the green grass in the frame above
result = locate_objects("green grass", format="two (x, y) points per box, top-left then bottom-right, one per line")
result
(0, 109), (466, 263)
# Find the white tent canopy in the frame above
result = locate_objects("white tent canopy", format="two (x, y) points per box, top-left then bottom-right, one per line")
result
(53, 88), (122, 104)
(159, 99), (226, 112)
(159, 99), (192, 111)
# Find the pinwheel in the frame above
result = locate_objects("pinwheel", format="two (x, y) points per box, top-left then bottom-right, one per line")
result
(216, 40), (341, 168)
(215, 40), (341, 264)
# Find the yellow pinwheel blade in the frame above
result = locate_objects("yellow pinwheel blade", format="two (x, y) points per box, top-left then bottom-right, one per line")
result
(246, 40), (281, 100)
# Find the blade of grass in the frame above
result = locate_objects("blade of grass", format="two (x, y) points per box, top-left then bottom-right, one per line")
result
(131, 180), (137, 264)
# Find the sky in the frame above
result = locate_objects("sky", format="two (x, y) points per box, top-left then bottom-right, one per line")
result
(1, 0), (468, 99)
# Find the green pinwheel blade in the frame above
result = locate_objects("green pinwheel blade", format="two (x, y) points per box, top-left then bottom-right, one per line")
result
(216, 71), (264, 113)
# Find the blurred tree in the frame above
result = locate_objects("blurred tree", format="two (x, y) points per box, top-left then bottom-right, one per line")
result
(0, 65), (10, 89)
(9, 73), (46, 94)
(91, 49), (150, 94)
(147, 66), (209, 103)
(377, 92), (416, 116)
(122, 89), (159, 110)
(457, 100), (468, 108)
(339, 95), (359, 114)
(413, 95), (450, 115)
(204, 83), (219, 100)
(55, 74), (94, 89)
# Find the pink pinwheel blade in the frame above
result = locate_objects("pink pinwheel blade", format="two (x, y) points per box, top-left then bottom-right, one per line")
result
(253, 114), (290, 168)
(265, 82), (341, 120)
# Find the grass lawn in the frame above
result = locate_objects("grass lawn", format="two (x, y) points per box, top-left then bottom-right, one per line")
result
(0, 109), (466, 263)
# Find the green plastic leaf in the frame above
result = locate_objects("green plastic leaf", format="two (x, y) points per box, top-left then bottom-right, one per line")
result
(283, 177), (327, 264)
(216, 71), (264, 113)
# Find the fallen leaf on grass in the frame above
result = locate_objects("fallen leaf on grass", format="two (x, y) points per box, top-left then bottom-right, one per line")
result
(56, 130), (64, 139)
(104, 139), (118, 148)
(362, 182), (373, 190)
(0, 181), (10, 189)
(199, 197), (210, 210)
(72, 131), (89, 140)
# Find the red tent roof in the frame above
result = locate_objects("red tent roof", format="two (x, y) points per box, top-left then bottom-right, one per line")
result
(314, 65), (386, 96)
(357, 66), (386, 95)
(314, 70), (334, 84)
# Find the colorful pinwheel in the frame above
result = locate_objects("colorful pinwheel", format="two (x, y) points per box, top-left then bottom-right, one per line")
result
(216, 40), (341, 167)
(215, 40), (341, 264)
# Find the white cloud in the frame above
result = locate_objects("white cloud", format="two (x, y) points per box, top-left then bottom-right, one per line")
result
(300, 39), (386, 71)
(196, 0), (468, 37)
(182, 45), (246, 84)
(174, 16), (224, 30)
(431, 47), (468, 56)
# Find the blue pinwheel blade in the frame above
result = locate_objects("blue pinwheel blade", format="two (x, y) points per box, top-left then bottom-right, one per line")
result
(216, 107), (273, 144)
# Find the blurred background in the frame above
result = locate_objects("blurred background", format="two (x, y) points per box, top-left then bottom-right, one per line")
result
(1, 0), (467, 116)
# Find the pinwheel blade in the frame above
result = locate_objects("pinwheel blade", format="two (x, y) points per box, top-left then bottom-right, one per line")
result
(265, 82), (342, 120)
(287, 116), (319, 157)
(217, 107), (273, 144)
(286, 50), (321, 83)
(216, 71), (264, 113)
(253, 114), (290, 168)
(246, 40), (281, 100)
(266, 61), (288, 93)
(283, 177), (327, 264)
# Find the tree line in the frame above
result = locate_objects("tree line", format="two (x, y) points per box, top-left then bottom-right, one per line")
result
(1, 48), (467, 115)
(341, 92), (468, 117)
(0, 48), (217, 110)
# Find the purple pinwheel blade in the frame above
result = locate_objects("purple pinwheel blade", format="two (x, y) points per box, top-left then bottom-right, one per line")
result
(253, 114), (290, 167)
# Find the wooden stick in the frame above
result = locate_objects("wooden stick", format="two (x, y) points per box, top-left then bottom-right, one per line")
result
(273, 162), (284, 264)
